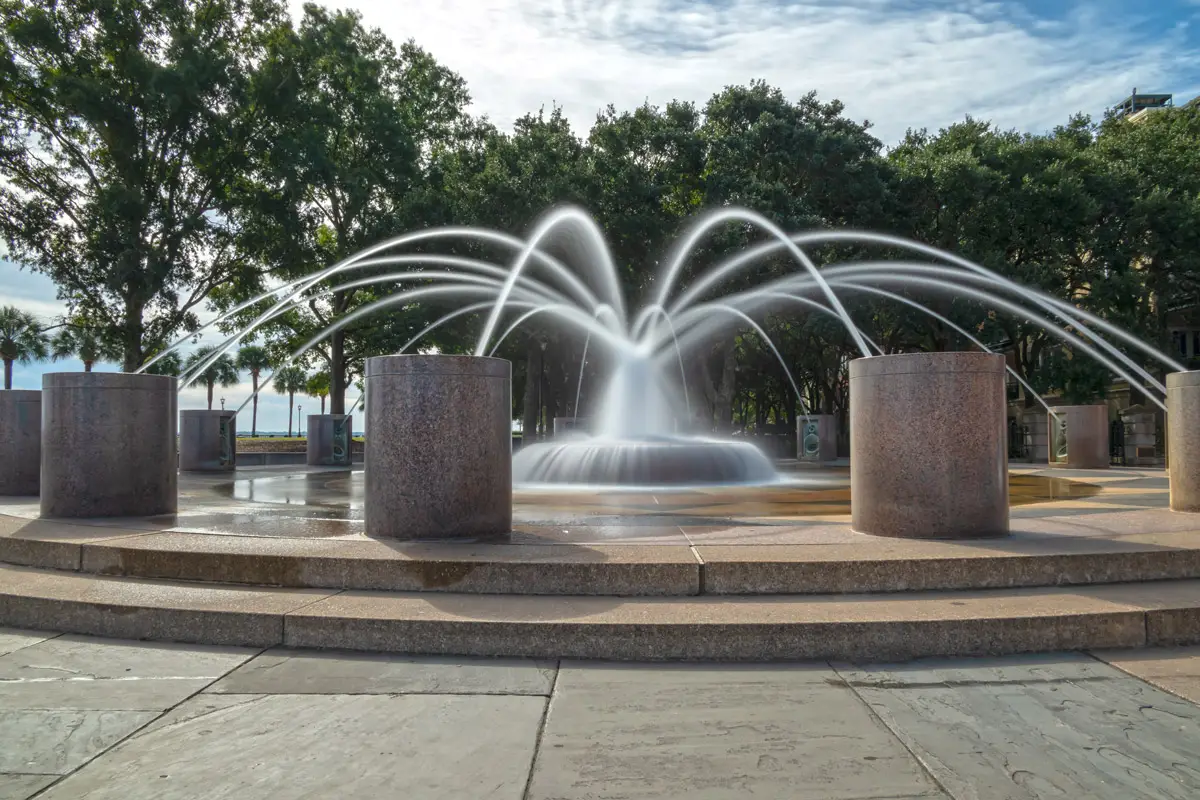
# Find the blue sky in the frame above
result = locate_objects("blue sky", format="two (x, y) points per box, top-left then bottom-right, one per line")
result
(3, 0), (1199, 430)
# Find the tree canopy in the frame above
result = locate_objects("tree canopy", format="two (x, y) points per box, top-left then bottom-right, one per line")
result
(2, 0), (1198, 434)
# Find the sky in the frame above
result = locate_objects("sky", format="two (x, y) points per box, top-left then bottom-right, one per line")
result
(3, 0), (1200, 430)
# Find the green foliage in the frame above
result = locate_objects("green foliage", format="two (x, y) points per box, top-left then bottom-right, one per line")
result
(0, 304), (48, 389)
(50, 321), (121, 371)
(184, 344), (239, 409)
(0, 0), (289, 370)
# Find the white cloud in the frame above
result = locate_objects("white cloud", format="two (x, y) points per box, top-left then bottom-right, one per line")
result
(322, 0), (1199, 141)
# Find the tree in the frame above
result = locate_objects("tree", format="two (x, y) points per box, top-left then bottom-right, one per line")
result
(224, 5), (471, 415)
(50, 322), (120, 371)
(0, 0), (289, 370)
(143, 350), (182, 377)
(272, 364), (307, 436)
(235, 345), (272, 436)
(305, 371), (330, 414)
(0, 304), (47, 389)
(184, 345), (240, 410)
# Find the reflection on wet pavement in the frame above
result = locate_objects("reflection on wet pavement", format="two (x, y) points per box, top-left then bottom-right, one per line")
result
(211, 467), (1105, 525)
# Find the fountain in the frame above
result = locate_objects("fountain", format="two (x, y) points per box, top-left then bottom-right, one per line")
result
(8, 205), (1200, 662)
(117, 204), (1194, 533)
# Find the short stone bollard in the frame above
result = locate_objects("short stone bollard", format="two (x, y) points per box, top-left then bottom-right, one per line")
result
(850, 352), (1008, 539)
(307, 414), (353, 466)
(1048, 405), (1110, 469)
(180, 410), (236, 472)
(0, 390), (41, 496)
(364, 355), (511, 539)
(41, 372), (177, 517)
(797, 414), (838, 463)
(1168, 371), (1200, 512)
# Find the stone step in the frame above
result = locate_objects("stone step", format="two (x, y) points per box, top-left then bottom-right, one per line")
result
(3, 563), (1200, 661)
(5, 513), (1200, 596)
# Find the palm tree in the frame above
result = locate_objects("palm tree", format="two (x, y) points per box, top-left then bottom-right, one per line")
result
(236, 345), (272, 436)
(306, 371), (331, 415)
(50, 324), (120, 372)
(272, 365), (307, 436)
(0, 305), (49, 390)
(184, 345), (240, 410)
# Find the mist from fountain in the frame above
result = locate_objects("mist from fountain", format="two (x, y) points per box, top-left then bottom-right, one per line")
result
(143, 205), (1186, 488)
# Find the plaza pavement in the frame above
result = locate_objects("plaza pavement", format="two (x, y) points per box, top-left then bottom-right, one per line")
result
(2, 627), (1200, 799)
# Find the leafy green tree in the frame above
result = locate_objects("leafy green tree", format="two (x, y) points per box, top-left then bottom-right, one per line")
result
(235, 345), (272, 435)
(143, 350), (182, 378)
(184, 345), (240, 410)
(0, 304), (47, 389)
(0, 0), (289, 370)
(224, 5), (471, 415)
(50, 322), (121, 371)
(305, 371), (330, 415)
(271, 364), (307, 436)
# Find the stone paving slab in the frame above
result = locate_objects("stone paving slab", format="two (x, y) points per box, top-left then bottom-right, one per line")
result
(37, 694), (546, 800)
(0, 628), (56, 658)
(207, 648), (556, 695)
(1094, 645), (1200, 704)
(0, 773), (55, 800)
(0, 709), (159, 774)
(834, 653), (1200, 799)
(526, 662), (946, 800)
(0, 634), (256, 710)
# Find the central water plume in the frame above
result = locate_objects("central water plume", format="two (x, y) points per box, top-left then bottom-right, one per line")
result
(147, 205), (1186, 489)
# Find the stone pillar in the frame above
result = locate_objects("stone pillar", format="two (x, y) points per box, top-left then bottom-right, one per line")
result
(364, 355), (511, 539)
(1047, 404), (1109, 469)
(797, 415), (838, 463)
(0, 390), (41, 496)
(179, 410), (236, 472)
(1120, 406), (1159, 467)
(850, 352), (1008, 539)
(41, 373), (177, 518)
(1168, 371), (1200, 512)
(552, 416), (589, 438)
(307, 414), (353, 466)
(1020, 409), (1048, 463)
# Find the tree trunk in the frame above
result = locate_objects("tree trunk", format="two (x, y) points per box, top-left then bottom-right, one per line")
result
(3, 359), (11, 390)
(207, 382), (214, 410)
(251, 374), (259, 436)
(84, 361), (94, 372)
(521, 340), (541, 440)
(121, 298), (146, 372)
(321, 396), (326, 414)
(288, 391), (295, 437)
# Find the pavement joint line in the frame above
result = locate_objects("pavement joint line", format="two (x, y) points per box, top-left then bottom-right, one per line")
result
(25, 642), (270, 800)
(520, 660), (560, 800)
(280, 589), (346, 645)
(828, 660), (957, 800)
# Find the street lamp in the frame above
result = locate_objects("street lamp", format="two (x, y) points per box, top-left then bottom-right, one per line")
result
(219, 397), (225, 410)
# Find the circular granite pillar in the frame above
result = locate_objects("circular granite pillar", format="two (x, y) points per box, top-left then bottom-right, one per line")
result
(306, 414), (353, 466)
(41, 373), (177, 517)
(364, 355), (511, 539)
(0, 390), (41, 496)
(180, 409), (236, 472)
(1047, 404), (1110, 469)
(1168, 371), (1200, 512)
(850, 352), (1009, 539)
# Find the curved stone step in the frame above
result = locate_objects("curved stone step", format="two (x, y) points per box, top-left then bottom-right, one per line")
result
(5, 512), (1200, 596)
(3, 563), (1200, 661)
